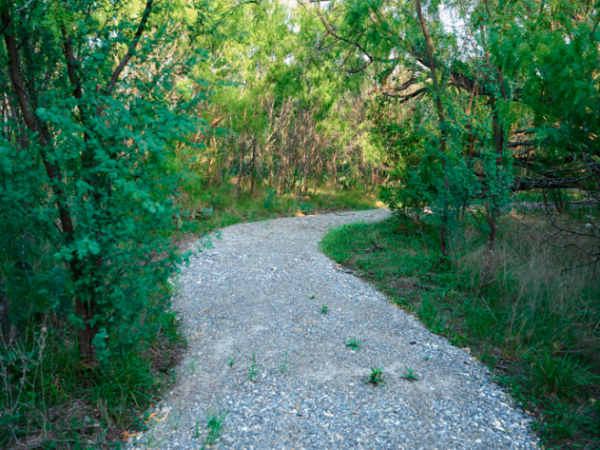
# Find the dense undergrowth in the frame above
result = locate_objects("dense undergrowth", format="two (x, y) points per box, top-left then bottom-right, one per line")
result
(0, 286), (185, 449)
(321, 212), (600, 450)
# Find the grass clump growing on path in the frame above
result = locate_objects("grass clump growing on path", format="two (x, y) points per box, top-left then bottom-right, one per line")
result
(401, 368), (419, 381)
(321, 216), (600, 449)
(366, 367), (386, 386)
(248, 351), (259, 382)
(202, 409), (229, 448)
(346, 338), (363, 351)
(280, 351), (290, 374)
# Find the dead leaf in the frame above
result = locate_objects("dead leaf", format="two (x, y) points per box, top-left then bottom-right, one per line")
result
(292, 327), (301, 332)
(122, 431), (139, 440)
(155, 411), (169, 422)
(145, 412), (159, 423)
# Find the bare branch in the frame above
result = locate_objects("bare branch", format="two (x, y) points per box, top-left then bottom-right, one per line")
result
(106, 0), (154, 94)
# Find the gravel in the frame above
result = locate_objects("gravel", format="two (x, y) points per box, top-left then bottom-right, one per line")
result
(129, 210), (540, 450)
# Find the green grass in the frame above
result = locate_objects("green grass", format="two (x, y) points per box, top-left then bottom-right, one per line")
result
(248, 351), (259, 382)
(174, 181), (382, 236)
(280, 350), (290, 374)
(202, 409), (228, 448)
(400, 367), (419, 381)
(365, 367), (386, 386)
(321, 216), (600, 449)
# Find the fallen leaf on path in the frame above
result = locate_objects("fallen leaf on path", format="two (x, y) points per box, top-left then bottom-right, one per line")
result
(155, 411), (169, 422)
(146, 412), (159, 423)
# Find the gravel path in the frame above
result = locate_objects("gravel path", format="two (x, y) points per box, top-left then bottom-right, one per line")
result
(131, 210), (540, 450)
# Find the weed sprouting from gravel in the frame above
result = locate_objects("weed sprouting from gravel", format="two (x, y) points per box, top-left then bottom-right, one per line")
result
(229, 354), (236, 367)
(280, 350), (290, 373)
(172, 412), (182, 430)
(321, 305), (328, 314)
(309, 294), (316, 299)
(365, 367), (386, 386)
(248, 351), (259, 381)
(401, 367), (419, 381)
(346, 338), (363, 351)
(202, 409), (229, 448)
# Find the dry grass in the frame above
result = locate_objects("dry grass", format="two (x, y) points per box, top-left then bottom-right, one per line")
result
(453, 212), (600, 363)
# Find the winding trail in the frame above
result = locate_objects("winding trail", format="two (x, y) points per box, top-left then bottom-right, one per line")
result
(132, 210), (539, 450)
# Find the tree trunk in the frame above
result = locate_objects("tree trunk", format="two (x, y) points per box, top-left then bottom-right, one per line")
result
(415, 0), (450, 259)
(237, 140), (245, 195)
(250, 137), (257, 195)
(2, 10), (100, 360)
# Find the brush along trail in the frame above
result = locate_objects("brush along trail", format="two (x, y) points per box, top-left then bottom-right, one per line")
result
(130, 210), (539, 450)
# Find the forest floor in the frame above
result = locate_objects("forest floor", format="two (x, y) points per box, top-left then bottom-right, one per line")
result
(129, 210), (539, 450)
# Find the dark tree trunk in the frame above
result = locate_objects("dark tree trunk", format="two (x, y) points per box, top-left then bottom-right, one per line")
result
(415, 0), (450, 259)
(250, 137), (257, 195)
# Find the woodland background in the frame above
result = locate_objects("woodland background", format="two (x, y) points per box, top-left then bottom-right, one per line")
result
(1, 0), (599, 448)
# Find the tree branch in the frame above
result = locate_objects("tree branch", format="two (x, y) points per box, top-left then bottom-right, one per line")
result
(105, 0), (154, 94)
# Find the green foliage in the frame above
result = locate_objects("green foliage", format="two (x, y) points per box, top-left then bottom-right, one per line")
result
(262, 189), (280, 211)
(201, 206), (214, 220)
(248, 351), (259, 382)
(1, 0), (206, 351)
(401, 368), (419, 382)
(346, 338), (363, 351)
(280, 350), (290, 374)
(525, 349), (598, 400)
(0, 0), (205, 445)
(203, 409), (229, 448)
(321, 305), (328, 315)
(365, 367), (386, 386)
(300, 202), (315, 215)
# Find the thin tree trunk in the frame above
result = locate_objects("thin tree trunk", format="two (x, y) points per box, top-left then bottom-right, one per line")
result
(237, 140), (245, 195)
(2, 11), (99, 359)
(415, 0), (450, 259)
(250, 137), (257, 195)
(480, 11), (507, 279)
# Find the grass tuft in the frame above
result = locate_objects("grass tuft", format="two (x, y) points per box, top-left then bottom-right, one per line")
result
(365, 367), (386, 386)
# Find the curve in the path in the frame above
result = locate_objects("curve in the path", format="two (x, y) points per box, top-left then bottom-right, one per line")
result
(131, 210), (539, 450)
